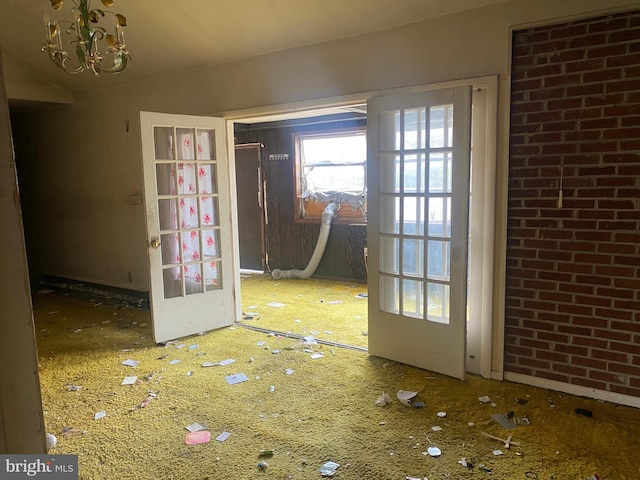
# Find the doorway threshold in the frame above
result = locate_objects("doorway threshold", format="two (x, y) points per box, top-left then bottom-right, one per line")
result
(238, 322), (368, 352)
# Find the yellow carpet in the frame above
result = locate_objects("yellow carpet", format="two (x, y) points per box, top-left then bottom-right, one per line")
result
(31, 276), (640, 479)
(238, 273), (369, 350)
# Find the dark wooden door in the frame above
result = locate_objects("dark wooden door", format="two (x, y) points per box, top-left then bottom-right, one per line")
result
(235, 144), (265, 271)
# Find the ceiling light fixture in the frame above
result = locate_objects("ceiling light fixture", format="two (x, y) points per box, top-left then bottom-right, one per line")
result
(42, 0), (131, 75)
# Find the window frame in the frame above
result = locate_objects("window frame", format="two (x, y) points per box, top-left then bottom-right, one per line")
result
(293, 126), (367, 224)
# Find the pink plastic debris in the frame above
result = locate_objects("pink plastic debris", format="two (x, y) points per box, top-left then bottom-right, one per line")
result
(185, 430), (211, 445)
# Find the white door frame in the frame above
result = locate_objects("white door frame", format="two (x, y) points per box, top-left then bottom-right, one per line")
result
(221, 75), (499, 379)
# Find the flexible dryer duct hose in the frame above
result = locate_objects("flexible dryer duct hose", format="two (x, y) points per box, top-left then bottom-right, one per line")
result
(271, 201), (339, 280)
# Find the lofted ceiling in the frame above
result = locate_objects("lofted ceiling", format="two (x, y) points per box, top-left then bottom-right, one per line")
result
(0, 0), (509, 102)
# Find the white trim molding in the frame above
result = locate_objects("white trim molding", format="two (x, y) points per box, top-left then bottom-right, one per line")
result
(505, 372), (640, 408)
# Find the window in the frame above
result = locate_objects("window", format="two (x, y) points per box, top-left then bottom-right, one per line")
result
(293, 128), (367, 223)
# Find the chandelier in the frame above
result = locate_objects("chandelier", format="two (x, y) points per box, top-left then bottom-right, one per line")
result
(42, 0), (131, 75)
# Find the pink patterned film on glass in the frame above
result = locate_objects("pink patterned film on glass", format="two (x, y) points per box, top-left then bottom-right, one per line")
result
(156, 127), (223, 298)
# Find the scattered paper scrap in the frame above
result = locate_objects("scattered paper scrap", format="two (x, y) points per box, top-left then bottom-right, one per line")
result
(205, 358), (236, 367)
(185, 431), (211, 445)
(437, 411), (447, 418)
(327, 300), (343, 305)
(285, 369), (295, 375)
(186, 423), (205, 432)
(266, 302), (286, 307)
(66, 385), (82, 392)
(320, 461), (340, 477)
(225, 373), (249, 385)
(491, 413), (517, 429)
(478, 395), (492, 403)
(46, 433), (57, 450)
(216, 431), (231, 442)
(310, 353), (324, 360)
(130, 391), (158, 411)
(427, 446), (441, 457)
(431, 426), (442, 431)
(397, 390), (418, 406)
(189, 344), (199, 349)
(493, 449), (504, 456)
(121, 376), (138, 385)
(122, 359), (140, 368)
(375, 392), (391, 407)
(94, 411), (106, 420)
(169, 359), (181, 365)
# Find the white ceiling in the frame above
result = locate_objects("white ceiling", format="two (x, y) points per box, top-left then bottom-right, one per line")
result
(0, 0), (507, 99)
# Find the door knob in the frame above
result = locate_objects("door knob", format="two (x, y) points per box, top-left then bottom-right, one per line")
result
(150, 238), (161, 249)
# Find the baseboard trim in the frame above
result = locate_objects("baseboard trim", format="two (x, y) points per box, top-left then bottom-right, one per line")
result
(504, 371), (640, 408)
(40, 275), (149, 309)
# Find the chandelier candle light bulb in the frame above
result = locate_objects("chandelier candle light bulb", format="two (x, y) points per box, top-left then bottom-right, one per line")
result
(42, 0), (131, 75)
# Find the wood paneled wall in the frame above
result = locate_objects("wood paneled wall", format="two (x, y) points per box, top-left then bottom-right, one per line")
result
(235, 117), (367, 282)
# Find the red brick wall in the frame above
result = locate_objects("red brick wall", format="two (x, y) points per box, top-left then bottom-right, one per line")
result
(506, 10), (640, 397)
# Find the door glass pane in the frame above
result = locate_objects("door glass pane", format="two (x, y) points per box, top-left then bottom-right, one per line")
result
(402, 279), (423, 318)
(182, 230), (201, 262)
(427, 240), (450, 281)
(202, 228), (220, 259)
(161, 233), (179, 265)
(185, 264), (203, 295)
(178, 163), (197, 195)
(177, 128), (195, 160)
(427, 283), (450, 324)
(428, 197), (451, 238)
(379, 274), (399, 314)
(180, 198), (199, 228)
(200, 197), (217, 226)
(429, 152), (452, 193)
(205, 260), (222, 291)
(379, 236), (399, 275)
(163, 267), (182, 299)
(380, 196), (399, 234)
(156, 163), (176, 195)
(198, 164), (217, 194)
(402, 238), (424, 277)
(404, 108), (426, 150)
(404, 154), (425, 193)
(429, 105), (453, 148)
(196, 130), (215, 160)
(153, 127), (174, 160)
(379, 154), (399, 193)
(402, 196), (424, 235)
(158, 199), (178, 230)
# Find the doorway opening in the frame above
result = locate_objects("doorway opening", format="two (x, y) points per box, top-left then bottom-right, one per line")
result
(229, 76), (497, 378)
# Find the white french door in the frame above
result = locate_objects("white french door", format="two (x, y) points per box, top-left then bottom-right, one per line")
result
(367, 87), (472, 379)
(140, 111), (236, 343)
